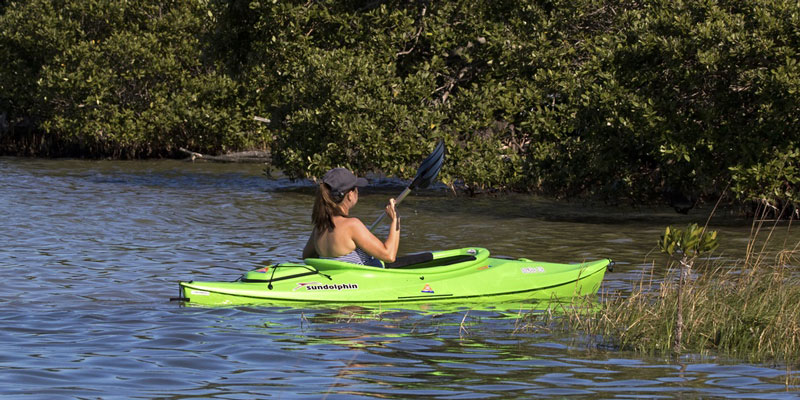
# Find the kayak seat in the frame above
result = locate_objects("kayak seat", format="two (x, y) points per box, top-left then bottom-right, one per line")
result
(384, 253), (477, 269)
(384, 252), (433, 268)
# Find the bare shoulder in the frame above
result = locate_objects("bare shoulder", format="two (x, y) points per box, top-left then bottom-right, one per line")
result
(340, 216), (367, 232)
(329, 215), (365, 234)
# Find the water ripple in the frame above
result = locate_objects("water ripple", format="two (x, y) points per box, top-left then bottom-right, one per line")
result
(1, 158), (798, 398)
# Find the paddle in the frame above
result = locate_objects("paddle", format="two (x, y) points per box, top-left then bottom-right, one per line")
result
(369, 140), (445, 231)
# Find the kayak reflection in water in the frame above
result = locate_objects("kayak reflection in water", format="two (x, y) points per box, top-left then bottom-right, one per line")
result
(302, 168), (399, 267)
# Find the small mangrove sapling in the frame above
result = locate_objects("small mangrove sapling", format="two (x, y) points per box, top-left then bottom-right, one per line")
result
(659, 223), (719, 355)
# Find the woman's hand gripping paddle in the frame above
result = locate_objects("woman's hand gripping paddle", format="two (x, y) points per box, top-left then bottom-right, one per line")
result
(369, 141), (445, 231)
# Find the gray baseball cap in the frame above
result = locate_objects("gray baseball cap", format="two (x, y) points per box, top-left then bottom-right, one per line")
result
(323, 168), (368, 197)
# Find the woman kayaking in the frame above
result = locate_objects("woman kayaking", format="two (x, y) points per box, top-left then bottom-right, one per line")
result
(302, 167), (399, 266)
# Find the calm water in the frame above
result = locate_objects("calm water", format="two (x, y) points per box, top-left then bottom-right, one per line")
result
(1, 157), (798, 399)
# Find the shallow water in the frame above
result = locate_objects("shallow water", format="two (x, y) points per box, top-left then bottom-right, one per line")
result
(1, 157), (798, 399)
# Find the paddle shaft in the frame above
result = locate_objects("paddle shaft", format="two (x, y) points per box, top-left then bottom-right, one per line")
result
(366, 140), (444, 232)
(368, 187), (411, 231)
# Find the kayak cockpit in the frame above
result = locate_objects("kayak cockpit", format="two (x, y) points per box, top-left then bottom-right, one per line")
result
(305, 247), (491, 271)
(383, 252), (475, 268)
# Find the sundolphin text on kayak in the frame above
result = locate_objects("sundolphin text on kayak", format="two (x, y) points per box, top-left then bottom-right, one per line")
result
(174, 141), (612, 306)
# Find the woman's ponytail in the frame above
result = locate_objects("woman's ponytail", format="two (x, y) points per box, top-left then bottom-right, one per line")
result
(312, 183), (343, 232)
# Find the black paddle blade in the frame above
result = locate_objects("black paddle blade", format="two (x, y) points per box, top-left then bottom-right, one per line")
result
(417, 152), (444, 188)
(410, 140), (445, 189)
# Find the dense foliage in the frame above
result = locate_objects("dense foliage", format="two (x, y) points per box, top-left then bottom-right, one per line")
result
(0, 0), (266, 157)
(1, 0), (798, 205)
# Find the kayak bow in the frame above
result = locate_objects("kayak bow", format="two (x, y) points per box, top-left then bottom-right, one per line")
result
(177, 248), (611, 307)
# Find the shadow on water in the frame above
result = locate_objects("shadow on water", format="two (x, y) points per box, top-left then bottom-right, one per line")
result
(31, 157), (752, 229)
(17, 158), (308, 192)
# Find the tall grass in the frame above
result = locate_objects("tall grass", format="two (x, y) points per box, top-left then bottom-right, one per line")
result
(522, 203), (800, 367)
(588, 256), (800, 364)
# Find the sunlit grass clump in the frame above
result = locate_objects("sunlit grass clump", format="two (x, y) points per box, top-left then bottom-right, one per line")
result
(586, 252), (800, 365)
(521, 214), (800, 367)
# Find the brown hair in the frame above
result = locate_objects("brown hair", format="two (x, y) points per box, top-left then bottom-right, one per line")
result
(312, 183), (347, 232)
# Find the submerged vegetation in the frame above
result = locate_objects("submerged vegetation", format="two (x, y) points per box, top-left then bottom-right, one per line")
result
(1, 0), (799, 207)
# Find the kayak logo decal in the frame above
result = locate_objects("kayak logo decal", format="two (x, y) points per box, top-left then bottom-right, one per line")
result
(477, 265), (492, 270)
(521, 266), (546, 274)
(421, 284), (434, 293)
(293, 282), (320, 291)
(254, 267), (270, 273)
(293, 282), (359, 291)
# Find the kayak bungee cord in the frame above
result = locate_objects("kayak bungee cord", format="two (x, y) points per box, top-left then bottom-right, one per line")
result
(246, 264), (332, 290)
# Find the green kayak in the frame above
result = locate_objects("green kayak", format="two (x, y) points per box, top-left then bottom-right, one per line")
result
(176, 247), (611, 307)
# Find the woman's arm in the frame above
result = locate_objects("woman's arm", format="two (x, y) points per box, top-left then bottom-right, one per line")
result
(351, 199), (399, 262)
(301, 230), (319, 259)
